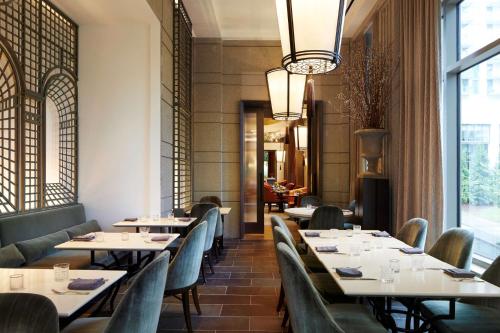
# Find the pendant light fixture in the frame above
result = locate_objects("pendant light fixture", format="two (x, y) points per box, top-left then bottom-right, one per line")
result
(294, 125), (308, 151)
(265, 67), (307, 120)
(275, 0), (347, 74)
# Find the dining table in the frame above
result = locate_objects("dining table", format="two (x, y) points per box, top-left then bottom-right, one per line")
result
(285, 207), (354, 219)
(298, 229), (500, 332)
(55, 232), (179, 274)
(113, 217), (197, 233)
(0, 268), (126, 328)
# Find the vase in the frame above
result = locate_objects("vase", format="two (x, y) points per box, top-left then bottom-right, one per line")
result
(355, 129), (388, 177)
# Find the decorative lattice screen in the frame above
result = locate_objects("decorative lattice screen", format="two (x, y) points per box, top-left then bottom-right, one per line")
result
(0, 0), (78, 215)
(173, 0), (192, 209)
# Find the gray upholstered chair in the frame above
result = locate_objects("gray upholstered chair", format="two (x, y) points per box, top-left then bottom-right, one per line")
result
(0, 293), (59, 333)
(300, 195), (322, 207)
(164, 221), (207, 333)
(190, 203), (217, 226)
(396, 218), (428, 249)
(199, 196), (222, 207)
(427, 228), (474, 269)
(198, 207), (219, 281)
(420, 256), (500, 333)
(273, 226), (346, 311)
(275, 242), (387, 333)
(63, 251), (170, 333)
(270, 215), (324, 272)
(173, 208), (186, 217)
(308, 205), (345, 230)
(200, 196), (224, 257)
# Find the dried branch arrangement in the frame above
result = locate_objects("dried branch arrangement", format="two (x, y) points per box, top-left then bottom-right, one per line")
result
(338, 42), (398, 129)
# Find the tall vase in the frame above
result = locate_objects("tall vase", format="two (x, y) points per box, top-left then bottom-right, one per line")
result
(355, 129), (388, 177)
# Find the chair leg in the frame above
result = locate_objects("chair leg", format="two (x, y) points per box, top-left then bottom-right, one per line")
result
(282, 305), (289, 328)
(276, 284), (285, 312)
(192, 285), (202, 315)
(206, 252), (215, 274)
(182, 291), (193, 333)
(200, 262), (206, 284)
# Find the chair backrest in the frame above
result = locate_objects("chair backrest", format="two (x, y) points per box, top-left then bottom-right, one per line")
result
(214, 208), (223, 238)
(166, 221), (207, 290)
(199, 196), (222, 207)
(271, 215), (296, 246)
(428, 228), (474, 269)
(462, 256), (500, 310)
(189, 203), (217, 228)
(396, 218), (428, 249)
(201, 208), (219, 251)
(309, 206), (344, 230)
(0, 293), (59, 333)
(272, 226), (303, 267)
(300, 195), (322, 208)
(347, 200), (356, 212)
(276, 243), (344, 333)
(105, 251), (170, 333)
(173, 208), (186, 217)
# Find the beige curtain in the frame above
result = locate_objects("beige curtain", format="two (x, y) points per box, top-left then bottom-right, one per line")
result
(393, 0), (443, 248)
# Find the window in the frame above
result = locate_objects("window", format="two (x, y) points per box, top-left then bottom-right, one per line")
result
(444, 0), (500, 263)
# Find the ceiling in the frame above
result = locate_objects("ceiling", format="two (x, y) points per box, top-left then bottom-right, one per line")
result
(183, 0), (380, 40)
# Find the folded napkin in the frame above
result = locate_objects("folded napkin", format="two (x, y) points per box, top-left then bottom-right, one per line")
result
(305, 231), (320, 237)
(72, 233), (95, 241)
(400, 247), (424, 254)
(176, 217), (191, 222)
(371, 231), (391, 237)
(315, 246), (338, 253)
(336, 267), (362, 277)
(151, 235), (171, 241)
(68, 278), (105, 290)
(124, 217), (138, 222)
(443, 268), (476, 279)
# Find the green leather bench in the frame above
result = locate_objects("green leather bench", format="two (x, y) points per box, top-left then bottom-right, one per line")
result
(0, 204), (122, 269)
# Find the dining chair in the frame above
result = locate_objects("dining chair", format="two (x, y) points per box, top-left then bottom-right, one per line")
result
(63, 251), (170, 333)
(275, 242), (387, 333)
(300, 195), (322, 207)
(308, 206), (345, 230)
(190, 203), (217, 227)
(420, 256), (500, 333)
(164, 221), (207, 333)
(200, 196), (224, 257)
(173, 208), (186, 217)
(272, 226), (346, 312)
(199, 207), (219, 281)
(270, 215), (324, 272)
(427, 228), (474, 269)
(0, 293), (59, 333)
(396, 218), (428, 249)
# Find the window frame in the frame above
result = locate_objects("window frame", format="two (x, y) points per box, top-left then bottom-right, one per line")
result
(442, 0), (500, 268)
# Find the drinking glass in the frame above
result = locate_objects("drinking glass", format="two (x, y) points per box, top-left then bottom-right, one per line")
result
(411, 255), (425, 271)
(167, 209), (174, 220)
(152, 213), (160, 221)
(380, 265), (394, 283)
(346, 229), (353, 237)
(54, 263), (70, 281)
(306, 204), (312, 209)
(362, 240), (371, 251)
(140, 226), (150, 238)
(121, 232), (129, 241)
(353, 225), (362, 235)
(9, 274), (24, 290)
(95, 232), (104, 242)
(350, 244), (361, 256)
(389, 259), (400, 273)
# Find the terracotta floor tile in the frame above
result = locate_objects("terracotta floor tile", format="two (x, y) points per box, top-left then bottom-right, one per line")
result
(198, 286), (227, 295)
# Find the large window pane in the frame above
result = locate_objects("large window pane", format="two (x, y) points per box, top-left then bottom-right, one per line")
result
(459, 0), (500, 59)
(460, 54), (500, 261)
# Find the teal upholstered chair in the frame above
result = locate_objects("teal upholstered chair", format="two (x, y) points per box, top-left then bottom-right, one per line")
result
(198, 207), (219, 281)
(275, 243), (387, 333)
(63, 251), (170, 333)
(396, 218), (428, 249)
(200, 196), (224, 258)
(420, 256), (500, 333)
(308, 205), (345, 230)
(0, 293), (59, 333)
(190, 203), (217, 226)
(164, 221), (207, 333)
(427, 228), (474, 269)
(273, 226), (346, 304)
(270, 215), (325, 272)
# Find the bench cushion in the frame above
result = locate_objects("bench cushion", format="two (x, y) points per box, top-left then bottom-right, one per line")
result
(0, 204), (86, 246)
(65, 220), (101, 239)
(15, 230), (70, 264)
(421, 300), (500, 333)
(0, 244), (26, 268)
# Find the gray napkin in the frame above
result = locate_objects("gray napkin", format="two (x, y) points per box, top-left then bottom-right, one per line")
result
(443, 268), (475, 278)
(371, 231), (391, 237)
(72, 233), (95, 241)
(151, 235), (171, 241)
(315, 246), (338, 253)
(336, 267), (362, 277)
(400, 247), (424, 254)
(305, 231), (320, 237)
(68, 278), (105, 290)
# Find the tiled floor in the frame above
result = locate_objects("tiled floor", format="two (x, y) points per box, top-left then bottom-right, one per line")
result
(157, 238), (286, 332)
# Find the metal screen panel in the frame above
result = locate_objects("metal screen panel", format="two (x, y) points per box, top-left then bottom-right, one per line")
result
(173, 0), (192, 209)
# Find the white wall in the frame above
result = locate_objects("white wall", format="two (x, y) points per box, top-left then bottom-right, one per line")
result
(78, 20), (161, 230)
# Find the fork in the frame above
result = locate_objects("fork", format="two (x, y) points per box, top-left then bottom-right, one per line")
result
(52, 288), (90, 295)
